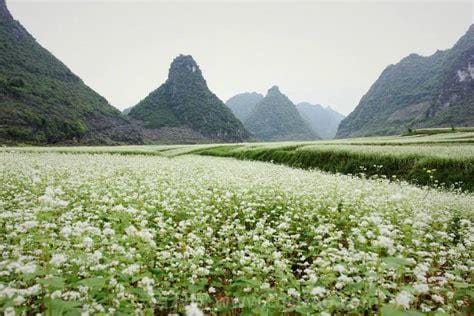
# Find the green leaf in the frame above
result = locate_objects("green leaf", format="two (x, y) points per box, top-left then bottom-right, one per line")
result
(345, 281), (365, 293)
(381, 304), (424, 316)
(453, 282), (471, 289)
(47, 299), (81, 316)
(39, 277), (65, 290)
(78, 277), (106, 290)
(382, 257), (413, 268)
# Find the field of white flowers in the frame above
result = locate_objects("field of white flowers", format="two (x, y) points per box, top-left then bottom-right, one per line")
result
(0, 152), (473, 315)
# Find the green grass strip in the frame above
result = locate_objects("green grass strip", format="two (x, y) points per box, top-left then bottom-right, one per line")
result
(196, 145), (474, 192)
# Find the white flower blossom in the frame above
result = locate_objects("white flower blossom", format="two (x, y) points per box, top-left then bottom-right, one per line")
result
(395, 291), (413, 309)
(50, 254), (67, 266)
(185, 302), (203, 316)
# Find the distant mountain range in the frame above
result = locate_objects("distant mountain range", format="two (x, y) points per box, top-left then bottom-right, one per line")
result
(0, 0), (472, 144)
(337, 25), (474, 138)
(295, 102), (345, 139)
(240, 86), (319, 141)
(0, 0), (142, 144)
(127, 55), (251, 143)
(226, 92), (344, 140)
(226, 92), (264, 122)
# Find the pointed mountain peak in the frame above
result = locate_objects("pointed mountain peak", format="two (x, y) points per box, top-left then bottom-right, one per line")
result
(297, 102), (323, 109)
(462, 23), (474, 40)
(467, 23), (474, 34)
(129, 55), (250, 142)
(245, 86), (318, 141)
(267, 85), (282, 96)
(451, 24), (474, 50)
(0, 0), (13, 22)
(168, 54), (203, 82)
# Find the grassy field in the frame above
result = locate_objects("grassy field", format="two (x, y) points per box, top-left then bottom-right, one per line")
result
(195, 135), (474, 192)
(3, 133), (474, 191)
(0, 151), (473, 315)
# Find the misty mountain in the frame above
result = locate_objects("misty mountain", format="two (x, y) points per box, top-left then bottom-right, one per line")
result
(122, 106), (133, 115)
(296, 102), (345, 139)
(0, 0), (142, 144)
(226, 92), (264, 122)
(337, 24), (474, 138)
(244, 86), (319, 141)
(127, 55), (251, 143)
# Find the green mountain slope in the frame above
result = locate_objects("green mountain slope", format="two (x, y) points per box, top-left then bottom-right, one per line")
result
(296, 102), (345, 139)
(337, 24), (474, 138)
(0, 0), (142, 144)
(244, 86), (319, 141)
(226, 92), (264, 122)
(128, 55), (251, 143)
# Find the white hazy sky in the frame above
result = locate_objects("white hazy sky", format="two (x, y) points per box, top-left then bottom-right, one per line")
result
(7, 0), (474, 115)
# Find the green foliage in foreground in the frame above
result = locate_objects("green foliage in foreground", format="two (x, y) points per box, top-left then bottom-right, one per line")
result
(196, 144), (474, 192)
(0, 153), (472, 314)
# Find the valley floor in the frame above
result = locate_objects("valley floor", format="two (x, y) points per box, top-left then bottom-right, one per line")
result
(5, 131), (474, 191)
(0, 133), (473, 314)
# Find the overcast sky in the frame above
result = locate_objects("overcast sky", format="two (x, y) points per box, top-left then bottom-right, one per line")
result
(7, 0), (474, 115)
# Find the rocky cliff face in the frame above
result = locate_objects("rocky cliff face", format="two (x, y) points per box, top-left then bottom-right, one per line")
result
(0, 0), (143, 144)
(244, 86), (319, 141)
(337, 25), (474, 138)
(128, 55), (251, 143)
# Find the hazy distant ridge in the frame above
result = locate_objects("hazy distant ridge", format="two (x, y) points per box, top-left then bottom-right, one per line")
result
(296, 102), (345, 139)
(243, 86), (319, 141)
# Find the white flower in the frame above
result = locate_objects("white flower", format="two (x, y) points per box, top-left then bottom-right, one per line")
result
(413, 283), (429, 294)
(13, 295), (25, 305)
(17, 262), (36, 274)
(4, 306), (15, 316)
(260, 282), (270, 289)
(374, 236), (396, 255)
(50, 254), (67, 266)
(414, 263), (430, 282)
(51, 290), (62, 299)
(420, 303), (432, 312)
(287, 288), (300, 297)
(311, 286), (326, 297)
(395, 291), (413, 309)
(83, 237), (93, 248)
(432, 294), (444, 304)
(92, 250), (103, 261)
(103, 227), (115, 236)
(208, 287), (216, 293)
(60, 226), (72, 237)
(125, 225), (137, 235)
(333, 264), (346, 274)
(136, 229), (155, 244)
(349, 297), (360, 308)
(122, 264), (140, 275)
(185, 302), (203, 316)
